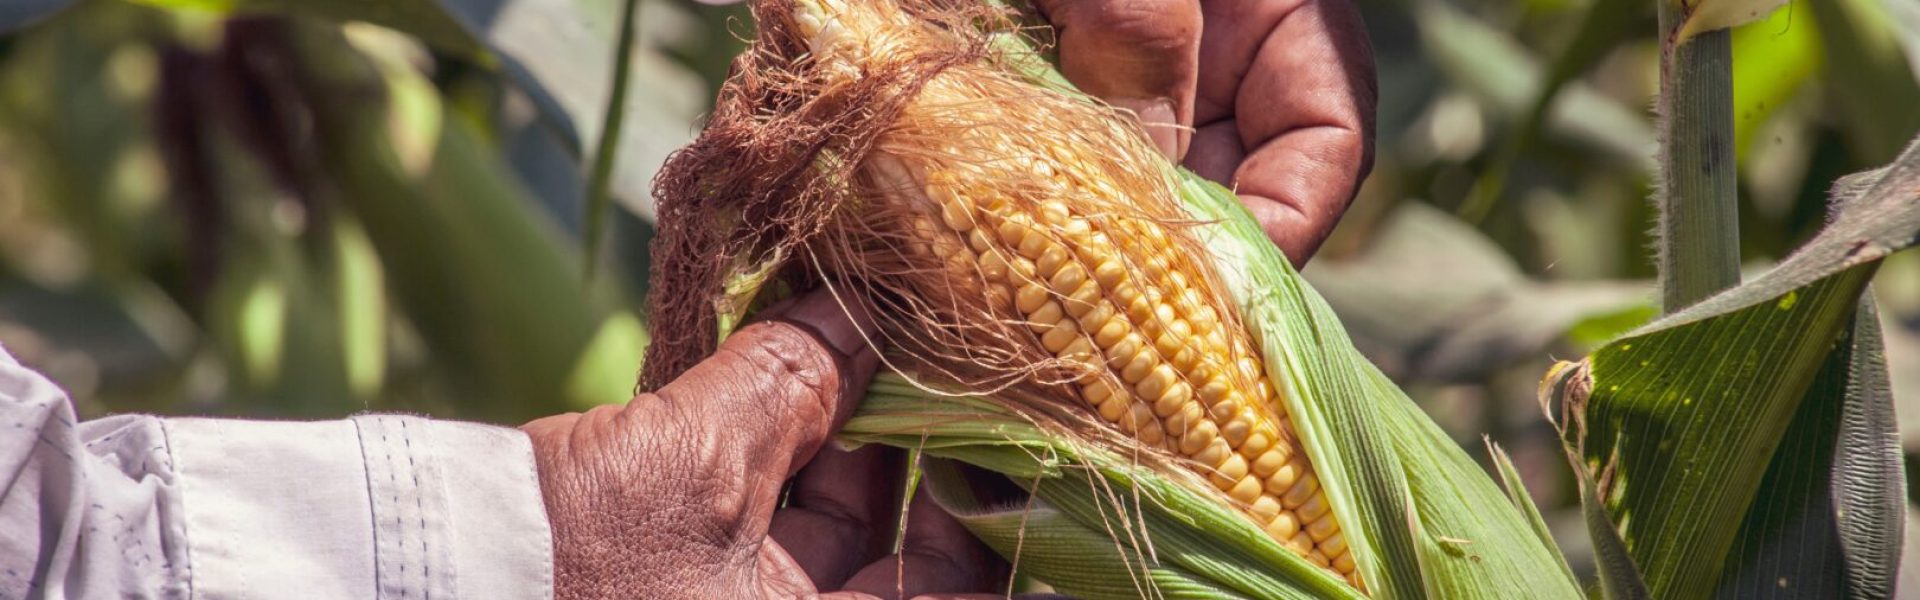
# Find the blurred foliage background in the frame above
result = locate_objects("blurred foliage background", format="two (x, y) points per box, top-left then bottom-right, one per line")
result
(2, 0), (1918, 584)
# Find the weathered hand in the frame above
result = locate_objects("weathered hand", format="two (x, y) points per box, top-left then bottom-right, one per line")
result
(522, 290), (1036, 599)
(1034, 0), (1378, 265)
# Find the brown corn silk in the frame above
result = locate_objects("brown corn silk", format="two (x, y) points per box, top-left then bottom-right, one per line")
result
(644, 0), (1360, 588)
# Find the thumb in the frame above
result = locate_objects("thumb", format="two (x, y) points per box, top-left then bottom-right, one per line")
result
(655, 287), (883, 478)
(523, 288), (882, 598)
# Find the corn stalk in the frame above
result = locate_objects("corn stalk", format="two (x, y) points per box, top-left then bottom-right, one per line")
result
(1654, 0), (1740, 313)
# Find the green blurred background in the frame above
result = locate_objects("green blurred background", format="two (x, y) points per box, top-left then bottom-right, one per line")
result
(1, 0), (1917, 583)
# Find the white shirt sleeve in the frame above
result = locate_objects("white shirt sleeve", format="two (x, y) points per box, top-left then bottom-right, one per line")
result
(0, 345), (554, 599)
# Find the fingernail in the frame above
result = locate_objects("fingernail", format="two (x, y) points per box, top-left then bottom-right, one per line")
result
(1111, 96), (1179, 159)
(778, 288), (878, 358)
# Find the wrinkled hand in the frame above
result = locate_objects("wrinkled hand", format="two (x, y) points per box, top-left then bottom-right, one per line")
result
(1035, 0), (1377, 265)
(523, 291), (1049, 600)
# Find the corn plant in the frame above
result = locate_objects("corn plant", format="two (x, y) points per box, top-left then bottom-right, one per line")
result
(1537, 0), (1911, 597)
(0, 1), (661, 420)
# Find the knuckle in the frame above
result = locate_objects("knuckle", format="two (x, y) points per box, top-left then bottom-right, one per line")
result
(725, 321), (843, 419)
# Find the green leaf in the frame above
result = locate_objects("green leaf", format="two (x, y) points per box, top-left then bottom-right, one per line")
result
(1540, 360), (1653, 600)
(132, 0), (481, 53)
(582, 0), (641, 276)
(1304, 203), (1649, 382)
(1714, 296), (1903, 597)
(921, 455), (1270, 599)
(1487, 441), (1577, 587)
(1833, 307), (1907, 597)
(1729, 4), (1818, 163)
(1411, 0), (1654, 171)
(288, 23), (638, 420)
(411, 0), (707, 223)
(1889, 0), (1920, 77)
(1180, 170), (1584, 600)
(127, 0), (705, 222)
(1810, 0), (1920, 166)
(0, 2), (171, 278)
(1546, 133), (1920, 598)
(0, 278), (193, 397)
(848, 390), (1363, 600)
(1527, 0), (1646, 140)
(334, 217), (389, 399)
(1460, 0), (1645, 219)
(1673, 0), (1788, 42)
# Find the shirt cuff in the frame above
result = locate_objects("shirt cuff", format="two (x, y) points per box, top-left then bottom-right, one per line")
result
(163, 415), (553, 598)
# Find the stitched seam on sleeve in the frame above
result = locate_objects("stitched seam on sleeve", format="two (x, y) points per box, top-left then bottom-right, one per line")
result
(156, 420), (195, 600)
(385, 421), (410, 598)
(399, 419), (430, 600)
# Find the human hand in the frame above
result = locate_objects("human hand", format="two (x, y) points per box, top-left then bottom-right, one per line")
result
(522, 290), (1046, 599)
(1034, 0), (1377, 265)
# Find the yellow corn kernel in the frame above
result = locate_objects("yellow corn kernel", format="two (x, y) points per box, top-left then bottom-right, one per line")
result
(915, 165), (1358, 586)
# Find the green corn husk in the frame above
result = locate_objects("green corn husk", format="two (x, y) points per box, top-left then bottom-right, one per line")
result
(642, 0), (1584, 597)
(840, 171), (1583, 600)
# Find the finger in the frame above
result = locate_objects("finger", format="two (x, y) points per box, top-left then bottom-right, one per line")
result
(754, 293), (802, 319)
(839, 489), (1007, 598)
(769, 445), (908, 589)
(653, 287), (883, 481)
(1031, 0), (1202, 159)
(1190, 0), (1376, 266)
(759, 542), (821, 598)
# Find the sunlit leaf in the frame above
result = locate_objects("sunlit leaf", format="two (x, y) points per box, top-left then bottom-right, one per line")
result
(1461, 0), (1645, 219)
(126, 0), (706, 222)
(1810, 0), (1920, 165)
(1714, 296), (1902, 597)
(564, 312), (647, 409)
(582, 0), (640, 275)
(1729, 3), (1818, 162)
(430, 0), (706, 220)
(333, 217), (387, 399)
(1306, 203), (1649, 382)
(1544, 134), (1920, 598)
(1673, 0), (1789, 42)
(1411, 0), (1654, 170)
(292, 22), (636, 420)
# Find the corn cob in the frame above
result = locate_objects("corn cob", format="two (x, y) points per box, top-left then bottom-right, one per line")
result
(905, 157), (1359, 584)
(791, 0), (1360, 588)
